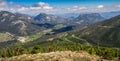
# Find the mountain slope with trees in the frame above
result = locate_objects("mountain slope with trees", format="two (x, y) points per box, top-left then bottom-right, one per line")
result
(71, 15), (120, 47)
(0, 11), (42, 36)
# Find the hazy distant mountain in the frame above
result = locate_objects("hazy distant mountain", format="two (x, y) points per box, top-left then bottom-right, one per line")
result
(0, 11), (42, 36)
(35, 13), (105, 29)
(100, 11), (120, 19)
(54, 13), (80, 18)
(65, 13), (105, 28)
(34, 13), (68, 24)
(54, 11), (120, 20)
(75, 13), (105, 24)
(73, 15), (120, 47)
(45, 15), (120, 48)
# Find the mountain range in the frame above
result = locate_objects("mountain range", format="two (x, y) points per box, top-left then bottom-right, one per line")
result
(34, 13), (69, 24)
(0, 11), (105, 36)
(100, 11), (120, 19)
(0, 10), (120, 61)
(0, 10), (120, 48)
(51, 15), (120, 48)
(22, 14), (120, 48)
(0, 11), (41, 36)
(76, 15), (120, 47)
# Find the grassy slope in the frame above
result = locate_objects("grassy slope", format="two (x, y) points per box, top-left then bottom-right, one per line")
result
(0, 51), (106, 61)
(68, 15), (120, 48)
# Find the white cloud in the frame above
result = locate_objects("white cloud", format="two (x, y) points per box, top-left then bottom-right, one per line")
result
(0, 1), (8, 11)
(73, 6), (79, 8)
(0, 0), (4, 2)
(36, 2), (48, 6)
(116, 5), (120, 8)
(97, 5), (104, 9)
(0, 1), (7, 7)
(17, 7), (28, 12)
(43, 6), (53, 10)
(30, 7), (42, 10)
(30, 2), (53, 10)
(79, 7), (87, 10)
(0, 1), (120, 15)
(68, 6), (88, 12)
(0, 1), (23, 12)
(14, 2), (54, 15)
(0, 2), (7, 6)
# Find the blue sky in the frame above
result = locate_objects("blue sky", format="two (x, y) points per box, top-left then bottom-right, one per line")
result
(0, 0), (119, 15)
(6, 0), (120, 7)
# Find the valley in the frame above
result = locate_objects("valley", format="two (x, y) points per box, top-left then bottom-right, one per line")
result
(0, 2), (120, 60)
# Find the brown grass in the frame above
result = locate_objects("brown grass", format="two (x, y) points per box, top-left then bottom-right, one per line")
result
(0, 51), (108, 61)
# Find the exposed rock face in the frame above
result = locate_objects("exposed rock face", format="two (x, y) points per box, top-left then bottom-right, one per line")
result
(0, 11), (41, 36)
(17, 37), (27, 43)
(0, 32), (15, 42)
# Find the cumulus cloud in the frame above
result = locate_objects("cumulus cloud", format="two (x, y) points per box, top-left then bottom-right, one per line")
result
(0, 0), (23, 12)
(97, 5), (104, 9)
(0, 1), (7, 6)
(17, 7), (28, 12)
(0, 0), (4, 2)
(0, 0), (7, 7)
(30, 2), (53, 10)
(0, 1), (120, 15)
(67, 6), (87, 12)
(0, 1), (8, 11)
(116, 5), (120, 8)
(0, 1), (53, 14)
(79, 7), (87, 10)
(73, 6), (87, 10)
